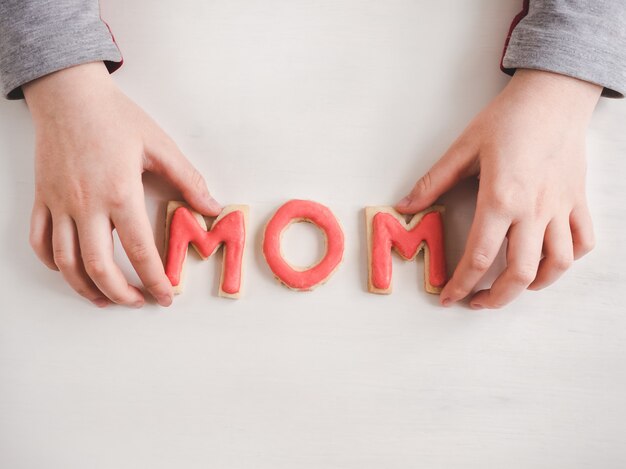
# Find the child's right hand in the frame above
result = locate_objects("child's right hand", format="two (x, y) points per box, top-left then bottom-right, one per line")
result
(24, 62), (221, 308)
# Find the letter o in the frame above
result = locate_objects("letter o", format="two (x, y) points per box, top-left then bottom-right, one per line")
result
(262, 200), (344, 291)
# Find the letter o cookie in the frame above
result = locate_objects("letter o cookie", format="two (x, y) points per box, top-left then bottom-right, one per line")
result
(263, 200), (344, 291)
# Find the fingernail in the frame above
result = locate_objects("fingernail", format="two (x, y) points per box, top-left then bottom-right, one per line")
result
(441, 297), (452, 307)
(157, 294), (173, 307)
(132, 300), (144, 309)
(470, 303), (484, 310)
(92, 297), (109, 308)
(396, 196), (412, 208)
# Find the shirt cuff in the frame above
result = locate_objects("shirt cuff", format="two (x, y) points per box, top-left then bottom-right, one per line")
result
(1, 17), (122, 99)
(501, 3), (626, 99)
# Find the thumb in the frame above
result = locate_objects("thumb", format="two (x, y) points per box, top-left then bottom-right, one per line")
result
(395, 138), (476, 214)
(145, 136), (222, 216)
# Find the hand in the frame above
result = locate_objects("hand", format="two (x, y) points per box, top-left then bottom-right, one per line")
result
(24, 62), (221, 308)
(395, 69), (602, 309)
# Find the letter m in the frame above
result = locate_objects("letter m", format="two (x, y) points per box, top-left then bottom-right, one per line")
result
(164, 201), (248, 298)
(366, 206), (447, 294)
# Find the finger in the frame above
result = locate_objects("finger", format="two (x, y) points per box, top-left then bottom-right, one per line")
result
(75, 215), (145, 307)
(30, 200), (58, 270)
(51, 214), (110, 308)
(570, 203), (595, 259)
(470, 222), (544, 309)
(395, 137), (477, 213)
(144, 134), (221, 216)
(528, 218), (574, 290)
(112, 198), (173, 307)
(439, 207), (510, 305)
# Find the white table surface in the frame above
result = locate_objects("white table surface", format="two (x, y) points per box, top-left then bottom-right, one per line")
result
(1, 1), (625, 467)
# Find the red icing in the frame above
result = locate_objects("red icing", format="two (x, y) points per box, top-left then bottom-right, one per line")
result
(165, 207), (246, 295)
(263, 200), (344, 290)
(371, 211), (446, 291)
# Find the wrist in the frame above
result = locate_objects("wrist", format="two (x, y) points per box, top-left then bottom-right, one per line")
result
(23, 62), (116, 122)
(507, 69), (602, 123)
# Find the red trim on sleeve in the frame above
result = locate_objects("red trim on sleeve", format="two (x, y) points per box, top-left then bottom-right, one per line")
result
(501, 0), (530, 75)
(101, 18), (124, 74)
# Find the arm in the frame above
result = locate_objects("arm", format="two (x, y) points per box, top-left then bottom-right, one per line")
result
(396, 0), (624, 309)
(0, 0), (122, 99)
(502, 0), (626, 98)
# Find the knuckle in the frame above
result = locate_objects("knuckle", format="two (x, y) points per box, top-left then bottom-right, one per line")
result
(74, 288), (91, 299)
(109, 294), (127, 304)
(468, 251), (492, 273)
(53, 249), (74, 270)
(190, 169), (207, 192)
(160, 134), (179, 153)
(578, 237), (596, 256)
(127, 242), (152, 264)
(486, 184), (524, 215)
(489, 192), (515, 213)
(64, 181), (97, 213)
(145, 279), (168, 294)
(552, 255), (573, 272)
(108, 189), (133, 210)
(29, 231), (43, 253)
(509, 265), (536, 286)
(83, 254), (108, 278)
(449, 287), (469, 300)
(100, 180), (134, 210)
(444, 281), (470, 301)
(531, 190), (550, 219)
(414, 172), (432, 196)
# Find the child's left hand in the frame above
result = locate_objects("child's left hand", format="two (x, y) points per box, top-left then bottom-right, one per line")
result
(395, 69), (602, 309)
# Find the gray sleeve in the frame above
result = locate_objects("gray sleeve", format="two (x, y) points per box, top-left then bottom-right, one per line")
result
(502, 0), (626, 98)
(0, 0), (122, 100)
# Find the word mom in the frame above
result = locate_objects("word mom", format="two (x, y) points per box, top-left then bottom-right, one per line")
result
(164, 199), (447, 299)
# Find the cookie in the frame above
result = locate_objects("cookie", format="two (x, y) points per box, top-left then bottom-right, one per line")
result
(262, 199), (344, 291)
(366, 205), (447, 294)
(164, 201), (249, 299)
